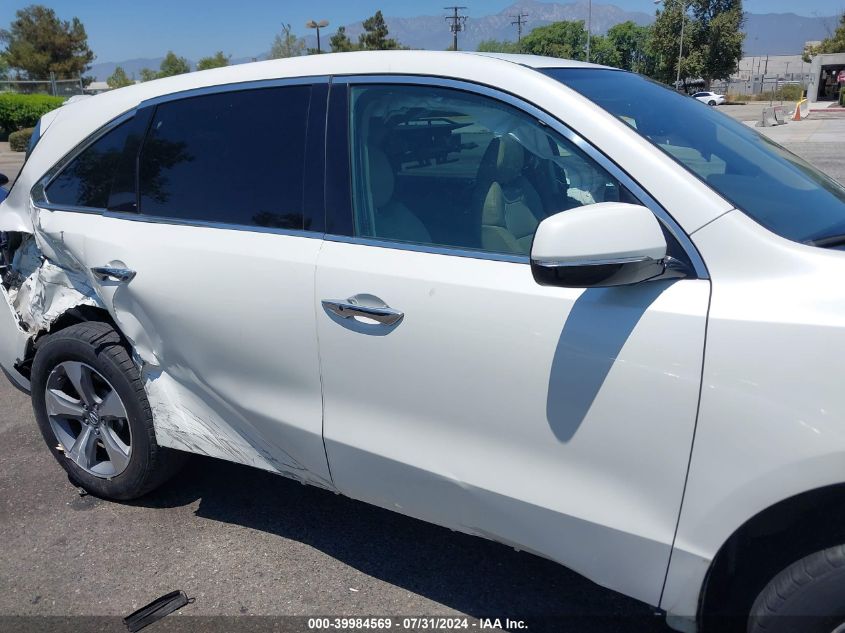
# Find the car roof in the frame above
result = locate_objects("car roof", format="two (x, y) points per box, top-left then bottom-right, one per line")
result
(465, 51), (614, 70)
(48, 50), (619, 148)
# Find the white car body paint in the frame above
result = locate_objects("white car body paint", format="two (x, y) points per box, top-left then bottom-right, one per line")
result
(662, 209), (845, 619)
(316, 241), (709, 606)
(0, 50), (842, 632)
(530, 202), (668, 265)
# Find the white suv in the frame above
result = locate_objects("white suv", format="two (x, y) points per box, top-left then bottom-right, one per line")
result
(2, 52), (845, 633)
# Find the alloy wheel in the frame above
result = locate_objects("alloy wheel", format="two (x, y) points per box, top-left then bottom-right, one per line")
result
(44, 361), (132, 478)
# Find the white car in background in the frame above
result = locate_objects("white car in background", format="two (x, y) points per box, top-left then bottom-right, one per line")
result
(693, 91), (726, 105)
(2, 51), (845, 633)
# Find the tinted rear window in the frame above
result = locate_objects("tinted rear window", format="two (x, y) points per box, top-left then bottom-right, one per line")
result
(138, 86), (311, 230)
(542, 68), (845, 245)
(46, 118), (133, 209)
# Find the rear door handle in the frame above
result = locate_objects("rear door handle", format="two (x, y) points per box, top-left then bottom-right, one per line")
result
(91, 266), (136, 283)
(322, 297), (403, 325)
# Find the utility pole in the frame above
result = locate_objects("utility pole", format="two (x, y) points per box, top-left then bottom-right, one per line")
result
(444, 6), (468, 51)
(511, 12), (528, 43)
(586, 0), (592, 62)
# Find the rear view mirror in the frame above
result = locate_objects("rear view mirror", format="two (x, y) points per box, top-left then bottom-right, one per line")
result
(0, 173), (8, 187)
(531, 203), (672, 288)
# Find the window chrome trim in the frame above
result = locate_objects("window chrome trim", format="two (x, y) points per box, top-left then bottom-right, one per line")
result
(325, 234), (530, 264)
(331, 73), (708, 279)
(29, 203), (324, 239)
(138, 74), (330, 109)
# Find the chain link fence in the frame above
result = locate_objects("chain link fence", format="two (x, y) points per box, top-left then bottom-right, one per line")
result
(0, 77), (85, 97)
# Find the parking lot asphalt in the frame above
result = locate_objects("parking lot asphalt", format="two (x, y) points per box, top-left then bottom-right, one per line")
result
(0, 382), (669, 632)
(0, 118), (843, 633)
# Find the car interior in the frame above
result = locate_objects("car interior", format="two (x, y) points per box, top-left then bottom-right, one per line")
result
(350, 86), (629, 256)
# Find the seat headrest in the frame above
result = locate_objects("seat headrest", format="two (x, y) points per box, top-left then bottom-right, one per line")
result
(368, 148), (394, 208)
(494, 135), (525, 184)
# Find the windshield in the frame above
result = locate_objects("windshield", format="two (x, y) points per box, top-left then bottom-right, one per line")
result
(542, 68), (845, 245)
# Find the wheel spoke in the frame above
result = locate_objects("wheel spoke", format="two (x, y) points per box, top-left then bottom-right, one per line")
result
(67, 425), (97, 470)
(63, 362), (97, 407)
(45, 388), (84, 419)
(99, 425), (130, 473)
(98, 388), (127, 420)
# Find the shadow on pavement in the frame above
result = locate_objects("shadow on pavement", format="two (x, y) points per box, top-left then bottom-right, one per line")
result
(134, 455), (673, 632)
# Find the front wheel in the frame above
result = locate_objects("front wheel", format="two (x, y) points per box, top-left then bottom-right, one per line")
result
(748, 545), (845, 633)
(31, 321), (185, 500)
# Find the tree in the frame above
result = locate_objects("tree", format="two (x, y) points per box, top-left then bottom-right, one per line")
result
(106, 66), (134, 88)
(0, 5), (94, 79)
(158, 51), (190, 77)
(803, 12), (845, 61)
(606, 21), (654, 73)
(196, 51), (230, 70)
(0, 53), (9, 80)
(476, 39), (520, 53)
(650, 0), (744, 89)
(138, 51), (190, 82)
(587, 34), (622, 67)
(520, 20), (588, 60)
(270, 24), (305, 59)
(359, 10), (401, 50)
(330, 26), (358, 53)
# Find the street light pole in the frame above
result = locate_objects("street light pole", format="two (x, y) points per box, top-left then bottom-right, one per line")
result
(306, 19), (329, 54)
(586, 0), (592, 62)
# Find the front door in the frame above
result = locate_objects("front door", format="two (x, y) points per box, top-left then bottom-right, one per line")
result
(315, 80), (709, 604)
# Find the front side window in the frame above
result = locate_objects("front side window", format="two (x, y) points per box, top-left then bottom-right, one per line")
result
(349, 84), (635, 256)
(543, 68), (845, 246)
(138, 85), (311, 229)
(45, 118), (133, 209)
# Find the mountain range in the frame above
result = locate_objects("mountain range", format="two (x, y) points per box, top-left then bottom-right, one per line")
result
(89, 0), (838, 81)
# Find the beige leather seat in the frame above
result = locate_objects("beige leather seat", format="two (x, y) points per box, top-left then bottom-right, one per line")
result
(475, 136), (546, 254)
(367, 148), (432, 243)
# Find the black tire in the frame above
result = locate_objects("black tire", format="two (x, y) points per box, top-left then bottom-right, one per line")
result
(31, 321), (185, 500)
(748, 545), (845, 633)
(708, 100), (717, 106)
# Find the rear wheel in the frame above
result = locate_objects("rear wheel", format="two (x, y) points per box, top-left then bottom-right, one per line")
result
(708, 100), (717, 106)
(31, 321), (185, 500)
(748, 545), (845, 633)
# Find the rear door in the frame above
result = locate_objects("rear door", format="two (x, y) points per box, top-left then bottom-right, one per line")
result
(33, 80), (333, 487)
(315, 78), (710, 605)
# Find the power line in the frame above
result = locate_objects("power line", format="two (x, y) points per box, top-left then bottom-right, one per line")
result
(444, 6), (468, 51)
(510, 13), (528, 42)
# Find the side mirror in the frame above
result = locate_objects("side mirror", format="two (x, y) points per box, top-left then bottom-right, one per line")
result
(0, 173), (8, 187)
(531, 202), (671, 288)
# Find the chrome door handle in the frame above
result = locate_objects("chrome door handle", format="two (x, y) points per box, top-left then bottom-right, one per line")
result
(322, 298), (403, 325)
(91, 266), (136, 283)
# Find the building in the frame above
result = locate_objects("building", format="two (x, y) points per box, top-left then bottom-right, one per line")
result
(807, 52), (845, 104)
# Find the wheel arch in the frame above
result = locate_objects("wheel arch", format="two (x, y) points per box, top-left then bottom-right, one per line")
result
(18, 305), (125, 380)
(698, 483), (845, 632)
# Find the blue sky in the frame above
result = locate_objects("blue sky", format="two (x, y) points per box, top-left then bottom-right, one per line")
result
(1, 0), (841, 62)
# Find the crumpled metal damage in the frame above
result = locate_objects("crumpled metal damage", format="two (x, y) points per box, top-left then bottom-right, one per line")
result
(3, 214), (333, 491)
(7, 236), (101, 333)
